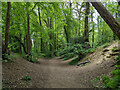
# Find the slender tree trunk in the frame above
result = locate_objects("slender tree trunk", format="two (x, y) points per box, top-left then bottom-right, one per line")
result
(19, 34), (22, 53)
(113, 10), (118, 40)
(84, 2), (90, 42)
(69, 0), (72, 15)
(27, 14), (31, 55)
(4, 2), (11, 55)
(78, 2), (84, 36)
(13, 36), (27, 54)
(91, 2), (120, 40)
(64, 25), (69, 44)
(17, 23), (22, 54)
(38, 6), (43, 53)
(117, 1), (120, 57)
(50, 18), (53, 54)
(91, 12), (94, 48)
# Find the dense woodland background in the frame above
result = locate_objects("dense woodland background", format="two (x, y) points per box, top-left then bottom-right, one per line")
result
(1, 1), (120, 89)
(2, 2), (120, 59)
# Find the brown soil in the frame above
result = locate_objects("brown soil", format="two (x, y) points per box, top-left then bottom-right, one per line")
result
(2, 41), (118, 88)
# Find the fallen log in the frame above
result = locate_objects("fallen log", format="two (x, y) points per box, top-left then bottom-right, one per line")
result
(77, 61), (90, 66)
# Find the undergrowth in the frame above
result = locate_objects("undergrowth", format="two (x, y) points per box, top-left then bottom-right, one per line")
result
(92, 65), (120, 89)
(58, 42), (96, 65)
(22, 75), (31, 81)
(2, 53), (19, 63)
(68, 57), (79, 65)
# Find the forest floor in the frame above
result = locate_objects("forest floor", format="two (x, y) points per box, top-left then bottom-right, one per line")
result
(2, 41), (118, 88)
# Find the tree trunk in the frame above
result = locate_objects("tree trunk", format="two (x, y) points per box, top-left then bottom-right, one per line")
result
(84, 2), (90, 42)
(91, 2), (120, 40)
(27, 14), (31, 55)
(113, 10), (118, 40)
(4, 2), (11, 54)
(117, 1), (120, 58)
(64, 25), (69, 44)
(50, 18), (53, 54)
(19, 34), (22, 53)
(12, 36), (27, 54)
(38, 6), (43, 53)
(91, 12), (94, 48)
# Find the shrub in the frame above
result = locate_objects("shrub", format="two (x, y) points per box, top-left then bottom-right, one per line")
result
(22, 75), (31, 81)
(88, 48), (96, 53)
(102, 65), (120, 89)
(103, 43), (109, 48)
(114, 56), (120, 61)
(58, 43), (90, 61)
(22, 54), (36, 63)
(68, 57), (79, 65)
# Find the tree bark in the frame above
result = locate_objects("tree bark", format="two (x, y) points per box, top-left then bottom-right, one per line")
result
(12, 36), (27, 54)
(38, 6), (43, 53)
(19, 34), (22, 53)
(4, 2), (11, 54)
(84, 2), (90, 42)
(117, 1), (120, 58)
(64, 25), (69, 44)
(27, 14), (31, 55)
(50, 18), (53, 53)
(91, 12), (94, 48)
(91, 2), (120, 40)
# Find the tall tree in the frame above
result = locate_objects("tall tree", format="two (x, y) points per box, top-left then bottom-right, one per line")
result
(84, 2), (90, 42)
(27, 13), (31, 55)
(91, 2), (120, 40)
(91, 10), (95, 48)
(38, 4), (43, 53)
(4, 2), (11, 55)
(26, 2), (32, 57)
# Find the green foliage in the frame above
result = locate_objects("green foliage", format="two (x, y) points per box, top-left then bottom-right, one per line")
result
(84, 56), (88, 61)
(102, 75), (110, 87)
(44, 51), (54, 58)
(93, 77), (100, 82)
(103, 43), (109, 48)
(62, 55), (75, 61)
(102, 65), (120, 89)
(88, 48), (96, 53)
(10, 53), (19, 58)
(58, 43), (90, 60)
(68, 57), (79, 65)
(115, 65), (120, 69)
(58, 42), (95, 65)
(22, 54), (36, 63)
(110, 46), (118, 52)
(22, 75), (31, 81)
(2, 53), (11, 60)
(114, 56), (120, 61)
(2, 2), (118, 61)
(2, 53), (15, 62)
(111, 69), (120, 75)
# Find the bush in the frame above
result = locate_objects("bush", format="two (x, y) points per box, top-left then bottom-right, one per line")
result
(22, 54), (36, 63)
(103, 43), (109, 48)
(2, 53), (15, 62)
(102, 65), (120, 89)
(114, 56), (120, 61)
(88, 48), (96, 53)
(62, 55), (76, 61)
(58, 43), (90, 61)
(2, 53), (11, 61)
(68, 57), (79, 65)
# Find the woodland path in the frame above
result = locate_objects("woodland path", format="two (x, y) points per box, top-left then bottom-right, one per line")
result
(2, 42), (117, 88)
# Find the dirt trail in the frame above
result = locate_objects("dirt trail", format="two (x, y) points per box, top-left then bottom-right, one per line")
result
(2, 42), (118, 88)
